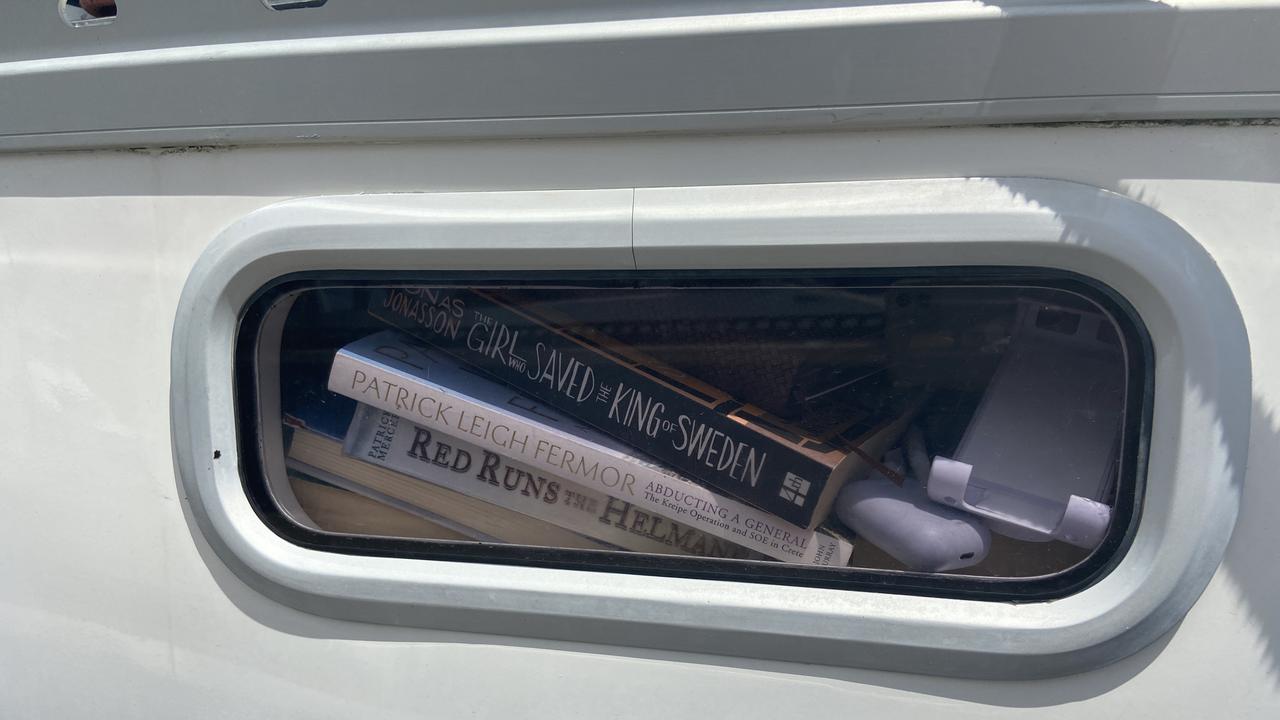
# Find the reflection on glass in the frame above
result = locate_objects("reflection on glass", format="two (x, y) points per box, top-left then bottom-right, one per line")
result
(264, 283), (1128, 580)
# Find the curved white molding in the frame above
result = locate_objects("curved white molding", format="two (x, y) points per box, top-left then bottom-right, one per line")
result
(172, 178), (1248, 678)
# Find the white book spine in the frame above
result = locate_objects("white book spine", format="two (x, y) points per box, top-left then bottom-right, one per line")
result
(329, 350), (852, 566)
(342, 404), (757, 558)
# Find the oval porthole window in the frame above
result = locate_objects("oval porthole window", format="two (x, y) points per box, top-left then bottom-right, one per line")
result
(236, 271), (1147, 599)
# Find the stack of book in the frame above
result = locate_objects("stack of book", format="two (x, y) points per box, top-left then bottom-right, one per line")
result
(283, 287), (918, 566)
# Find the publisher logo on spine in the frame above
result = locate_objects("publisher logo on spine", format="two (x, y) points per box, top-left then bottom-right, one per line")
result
(779, 472), (810, 507)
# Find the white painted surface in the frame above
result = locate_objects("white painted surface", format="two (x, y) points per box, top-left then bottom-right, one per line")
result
(2, 126), (1279, 716)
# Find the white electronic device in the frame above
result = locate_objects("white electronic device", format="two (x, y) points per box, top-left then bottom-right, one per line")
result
(836, 448), (991, 573)
(927, 301), (1125, 549)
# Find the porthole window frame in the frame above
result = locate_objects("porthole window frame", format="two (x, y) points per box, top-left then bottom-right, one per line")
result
(171, 178), (1248, 679)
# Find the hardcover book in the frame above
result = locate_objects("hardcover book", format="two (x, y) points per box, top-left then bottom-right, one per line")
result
(342, 403), (764, 560)
(367, 287), (905, 528)
(327, 329), (853, 565)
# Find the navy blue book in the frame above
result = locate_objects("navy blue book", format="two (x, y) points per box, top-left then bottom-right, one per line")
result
(281, 350), (358, 442)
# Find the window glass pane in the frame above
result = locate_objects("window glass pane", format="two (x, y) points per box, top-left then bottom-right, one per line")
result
(242, 275), (1143, 595)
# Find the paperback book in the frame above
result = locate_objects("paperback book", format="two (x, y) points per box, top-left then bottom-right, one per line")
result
(367, 286), (899, 527)
(288, 425), (611, 551)
(285, 466), (474, 542)
(342, 403), (764, 559)
(282, 376), (609, 549)
(496, 287), (888, 423)
(327, 329), (853, 565)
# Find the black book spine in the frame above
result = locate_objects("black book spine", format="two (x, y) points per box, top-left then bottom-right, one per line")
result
(367, 287), (832, 526)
